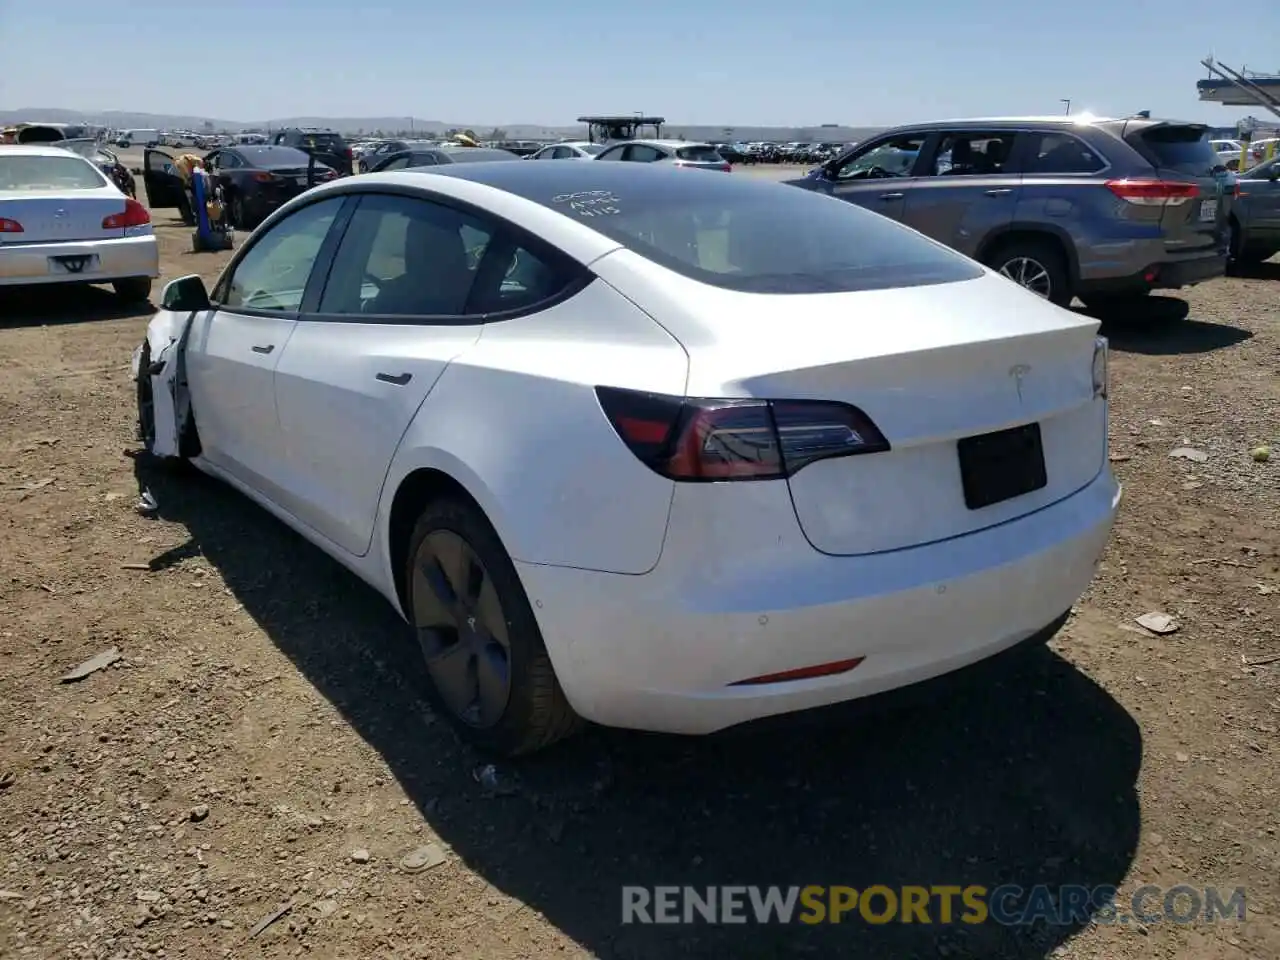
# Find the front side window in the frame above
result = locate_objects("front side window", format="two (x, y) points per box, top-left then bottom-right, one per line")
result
(217, 197), (344, 311)
(596, 146), (626, 162)
(835, 135), (926, 180)
(318, 194), (494, 317)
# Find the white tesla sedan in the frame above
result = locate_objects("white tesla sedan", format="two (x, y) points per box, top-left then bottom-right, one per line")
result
(0, 145), (158, 301)
(132, 162), (1120, 756)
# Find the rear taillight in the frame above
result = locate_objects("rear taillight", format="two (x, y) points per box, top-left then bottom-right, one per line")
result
(1105, 179), (1198, 206)
(0, 217), (23, 233)
(102, 198), (151, 229)
(253, 172), (281, 183)
(595, 386), (889, 481)
(720, 162), (732, 172)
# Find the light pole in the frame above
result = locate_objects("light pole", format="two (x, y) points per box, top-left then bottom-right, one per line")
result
(1061, 99), (1072, 116)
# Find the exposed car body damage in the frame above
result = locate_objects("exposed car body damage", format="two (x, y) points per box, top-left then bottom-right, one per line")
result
(131, 307), (197, 459)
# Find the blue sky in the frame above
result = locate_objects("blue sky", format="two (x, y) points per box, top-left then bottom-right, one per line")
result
(3, 0), (1279, 126)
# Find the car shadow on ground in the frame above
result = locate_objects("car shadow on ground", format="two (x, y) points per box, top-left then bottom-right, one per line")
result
(1229, 260), (1280, 282)
(0, 284), (153, 327)
(132, 457), (1142, 959)
(1074, 296), (1253, 356)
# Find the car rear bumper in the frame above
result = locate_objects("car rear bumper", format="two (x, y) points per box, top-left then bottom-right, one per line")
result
(1077, 250), (1227, 297)
(516, 467), (1121, 735)
(0, 234), (160, 287)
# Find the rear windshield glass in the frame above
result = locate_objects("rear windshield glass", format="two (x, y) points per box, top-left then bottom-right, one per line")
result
(298, 134), (345, 150)
(442, 149), (521, 163)
(518, 169), (982, 293)
(1133, 126), (1220, 176)
(676, 145), (725, 163)
(239, 146), (312, 166)
(0, 155), (106, 190)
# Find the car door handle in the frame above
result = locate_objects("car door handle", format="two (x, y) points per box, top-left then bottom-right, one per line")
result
(375, 372), (412, 385)
(878, 192), (905, 200)
(251, 344), (274, 354)
(984, 188), (1013, 196)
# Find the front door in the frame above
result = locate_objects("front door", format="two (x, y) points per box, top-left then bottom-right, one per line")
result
(824, 133), (929, 221)
(185, 196), (346, 501)
(899, 130), (1020, 258)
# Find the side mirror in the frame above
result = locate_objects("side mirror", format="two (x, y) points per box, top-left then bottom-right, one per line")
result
(161, 274), (211, 312)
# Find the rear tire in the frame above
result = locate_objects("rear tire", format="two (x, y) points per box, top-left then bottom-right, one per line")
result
(405, 498), (581, 757)
(984, 239), (1071, 307)
(113, 277), (153, 303)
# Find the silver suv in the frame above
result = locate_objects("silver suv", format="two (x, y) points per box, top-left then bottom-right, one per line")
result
(788, 115), (1231, 309)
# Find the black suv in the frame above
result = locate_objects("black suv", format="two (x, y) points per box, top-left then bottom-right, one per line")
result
(270, 128), (353, 176)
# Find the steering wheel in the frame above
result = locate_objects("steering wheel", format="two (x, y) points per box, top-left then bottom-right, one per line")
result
(864, 165), (894, 179)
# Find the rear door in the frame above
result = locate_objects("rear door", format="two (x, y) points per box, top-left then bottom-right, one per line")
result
(270, 192), (492, 555)
(899, 130), (1020, 257)
(142, 148), (182, 208)
(824, 133), (929, 222)
(1124, 122), (1228, 253)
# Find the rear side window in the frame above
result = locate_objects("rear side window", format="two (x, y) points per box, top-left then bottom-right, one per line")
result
(1021, 132), (1106, 174)
(529, 174), (982, 293)
(0, 155), (105, 190)
(1130, 126), (1219, 176)
(676, 145), (724, 163)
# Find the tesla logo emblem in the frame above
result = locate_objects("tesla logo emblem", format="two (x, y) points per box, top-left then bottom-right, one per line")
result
(1009, 363), (1031, 402)
(54, 208), (68, 218)
(466, 616), (477, 632)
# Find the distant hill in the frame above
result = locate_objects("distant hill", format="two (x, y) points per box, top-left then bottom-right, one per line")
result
(0, 107), (881, 144)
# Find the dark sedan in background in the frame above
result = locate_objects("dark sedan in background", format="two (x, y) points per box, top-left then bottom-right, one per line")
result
(365, 145), (522, 172)
(142, 145), (337, 228)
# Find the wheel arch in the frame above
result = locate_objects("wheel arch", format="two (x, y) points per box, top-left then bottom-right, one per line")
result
(383, 461), (506, 621)
(975, 224), (1080, 289)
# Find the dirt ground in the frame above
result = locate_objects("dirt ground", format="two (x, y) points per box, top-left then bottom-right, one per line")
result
(0, 196), (1278, 960)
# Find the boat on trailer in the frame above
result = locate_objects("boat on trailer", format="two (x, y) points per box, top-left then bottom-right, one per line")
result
(578, 115), (666, 144)
(1198, 71), (1280, 106)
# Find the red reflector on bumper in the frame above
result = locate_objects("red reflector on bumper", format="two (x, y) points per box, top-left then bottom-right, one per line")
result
(729, 657), (865, 686)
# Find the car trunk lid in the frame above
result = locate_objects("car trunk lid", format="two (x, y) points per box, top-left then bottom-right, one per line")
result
(653, 272), (1107, 556)
(0, 192), (130, 243)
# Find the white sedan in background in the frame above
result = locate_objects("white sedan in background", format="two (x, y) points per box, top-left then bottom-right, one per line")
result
(0, 145), (158, 301)
(527, 141), (605, 160)
(132, 162), (1119, 756)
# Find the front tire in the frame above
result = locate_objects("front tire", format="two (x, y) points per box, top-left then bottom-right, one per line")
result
(406, 498), (580, 756)
(113, 277), (153, 303)
(985, 239), (1071, 307)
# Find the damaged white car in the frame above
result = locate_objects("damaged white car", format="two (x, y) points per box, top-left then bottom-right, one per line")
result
(132, 163), (1118, 757)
